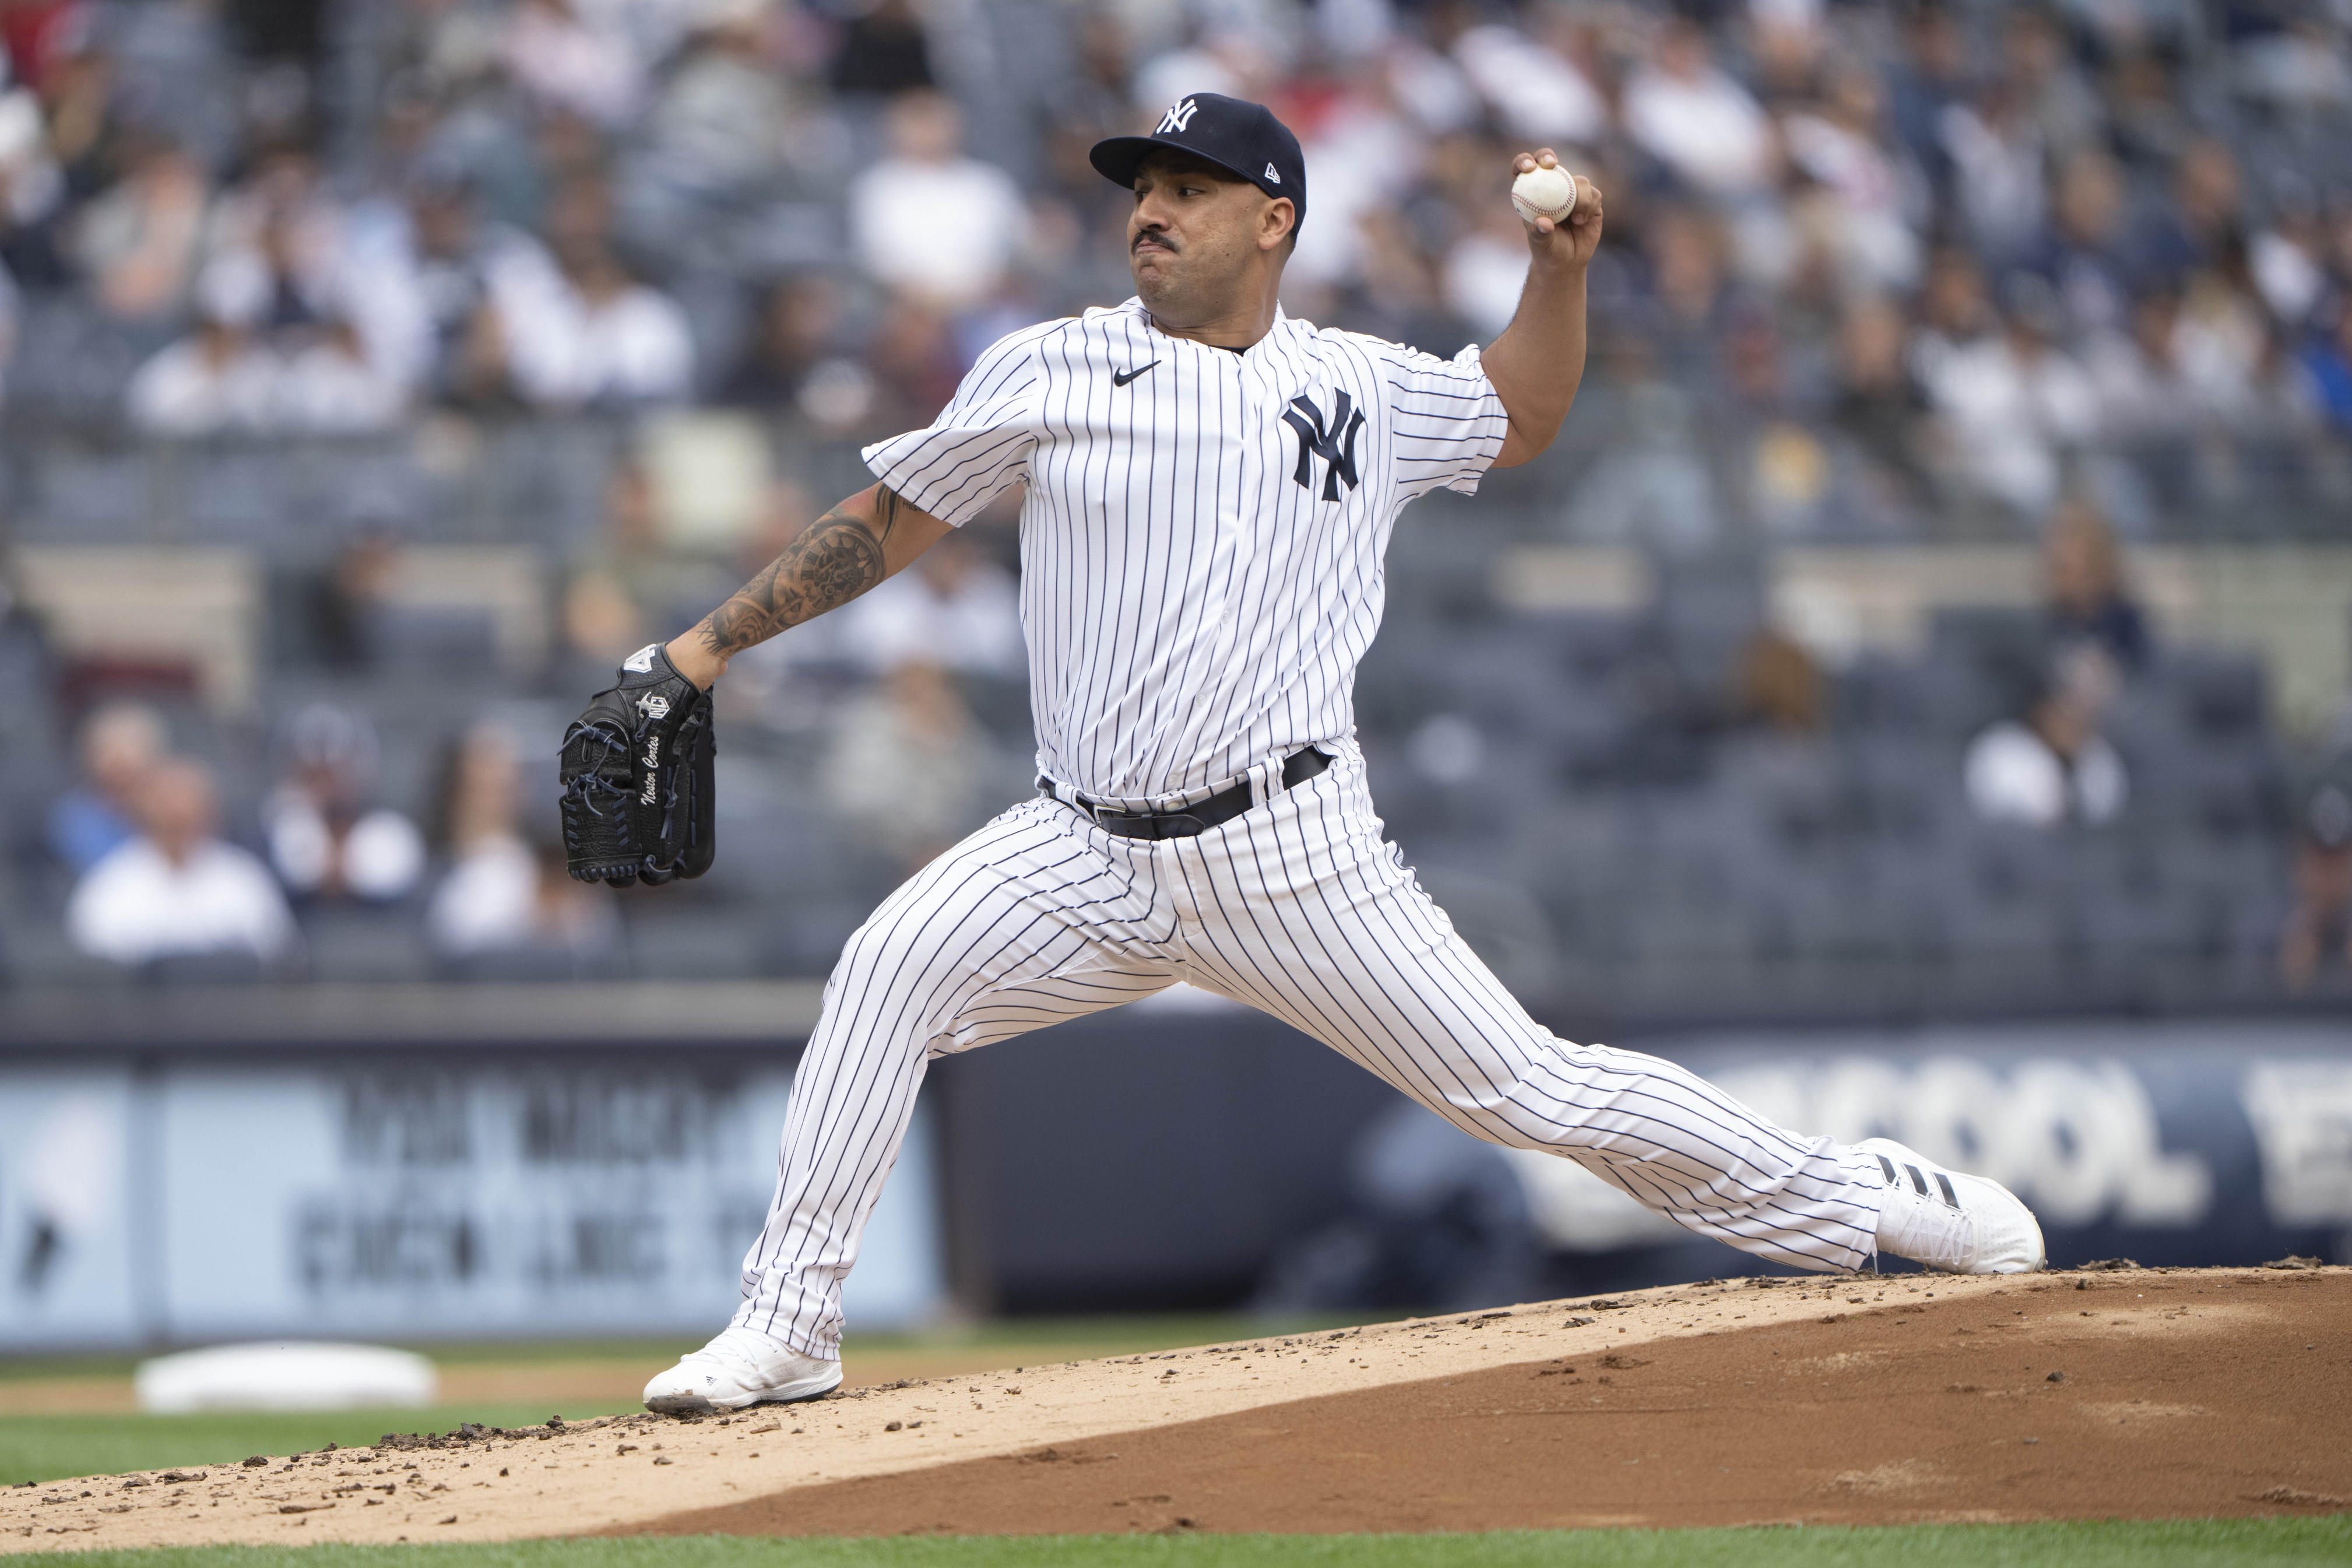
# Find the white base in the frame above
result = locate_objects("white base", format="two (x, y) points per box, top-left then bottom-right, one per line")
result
(135, 1342), (438, 1413)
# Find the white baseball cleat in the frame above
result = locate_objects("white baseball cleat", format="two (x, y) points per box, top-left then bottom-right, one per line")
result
(642, 1326), (842, 1415)
(1859, 1137), (2046, 1275)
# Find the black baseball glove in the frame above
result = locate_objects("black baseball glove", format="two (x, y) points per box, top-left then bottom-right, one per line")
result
(559, 643), (715, 887)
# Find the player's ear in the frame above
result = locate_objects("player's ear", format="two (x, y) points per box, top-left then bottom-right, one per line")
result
(1260, 196), (1296, 254)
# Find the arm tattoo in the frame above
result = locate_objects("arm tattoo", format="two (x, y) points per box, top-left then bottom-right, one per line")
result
(697, 487), (903, 659)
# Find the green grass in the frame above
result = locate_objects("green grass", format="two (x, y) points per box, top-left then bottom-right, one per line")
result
(0, 1407), (595, 1489)
(34, 1518), (2352, 1567)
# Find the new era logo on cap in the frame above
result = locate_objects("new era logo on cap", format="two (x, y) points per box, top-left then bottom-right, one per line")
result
(1090, 92), (1307, 234)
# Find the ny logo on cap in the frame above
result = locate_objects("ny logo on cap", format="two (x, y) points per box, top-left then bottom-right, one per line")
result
(1157, 97), (1200, 135)
(1282, 391), (1365, 502)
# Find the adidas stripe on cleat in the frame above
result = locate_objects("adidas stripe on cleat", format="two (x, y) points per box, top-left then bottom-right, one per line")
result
(1858, 1137), (2046, 1275)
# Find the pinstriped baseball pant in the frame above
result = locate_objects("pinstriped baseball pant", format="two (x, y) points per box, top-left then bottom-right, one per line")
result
(736, 740), (1886, 1357)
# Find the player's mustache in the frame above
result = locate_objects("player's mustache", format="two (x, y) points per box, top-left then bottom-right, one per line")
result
(1133, 228), (1179, 253)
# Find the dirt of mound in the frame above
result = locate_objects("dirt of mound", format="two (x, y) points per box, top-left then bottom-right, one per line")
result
(4, 1268), (2342, 1549)
(632, 1268), (2351, 1535)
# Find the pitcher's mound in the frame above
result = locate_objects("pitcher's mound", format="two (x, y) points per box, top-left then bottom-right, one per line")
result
(5, 1267), (2343, 1549)
(638, 1267), (2350, 1537)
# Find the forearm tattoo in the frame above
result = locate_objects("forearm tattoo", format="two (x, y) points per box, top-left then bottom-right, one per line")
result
(698, 487), (905, 659)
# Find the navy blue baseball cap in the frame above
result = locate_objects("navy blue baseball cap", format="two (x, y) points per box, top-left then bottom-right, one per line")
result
(1090, 93), (1306, 234)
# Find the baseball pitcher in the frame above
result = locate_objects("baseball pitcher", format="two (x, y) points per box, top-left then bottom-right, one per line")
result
(560, 94), (2044, 1415)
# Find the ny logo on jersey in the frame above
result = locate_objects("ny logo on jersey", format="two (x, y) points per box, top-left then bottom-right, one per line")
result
(1158, 97), (1200, 135)
(1282, 391), (1366, 502)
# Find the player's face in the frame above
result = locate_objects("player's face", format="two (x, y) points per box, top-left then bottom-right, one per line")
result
(1127, 152), (1284, 319)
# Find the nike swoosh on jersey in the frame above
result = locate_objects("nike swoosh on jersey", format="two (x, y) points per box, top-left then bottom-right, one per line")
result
(1112, 360), (1161, 387)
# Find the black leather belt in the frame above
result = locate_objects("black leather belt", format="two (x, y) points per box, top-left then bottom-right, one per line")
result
(1042, 748), (1333, 841)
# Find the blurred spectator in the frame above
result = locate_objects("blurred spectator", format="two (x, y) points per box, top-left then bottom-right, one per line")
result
(2280, 781), (2352, 992)
(0, 250), (16, 403)
(2084, 288), (2223, 443)
(263, 704), (425, 903)
(66, 757), (296, 968)
(424, 720), (617, 961)
(719, 272), (838, 406)
(1999, 7), (2103, 161)
(273, 312), (405, 431)
(1636, 204), (1734, 378)
(1442, 203), (1535, 343)
(1907, 247), (1996, 383)
(2251, 196), (2327, 329)
(1450, 19), (1606, 149)
(69, 136), (213, 321)
(2144, 139), (2243, 279)
(829, 0), (933, 95)
(48, 702), (169, 874)
(373, 178), (530, 400)
(0, 61), (64, 284)
(2297, 304), (2352, 433)
(1829, 294), (1928, 495)
(1918, 278), (2096, 515)
(820, 660), (999, 871)
(2033, 151), (2135, 337)
(501, 0), (646, 128)
(834, 527), (1022, 678)
(863, 291), (965, 428)
(1778, 59), (1922, 293)
(124, 259), (276, 434)
(849, 90), (1022, 308)
(1964, 647), (2128, 828)
(1938, 82), (2044, 266)
(1621, 19), (1773, 197)
(481, 179), (694, 408)
(200, 145), (351, 339)
(562, 459), (733, 668)
(1736, 627), (1823, 735)
(2041, 501), (2149, 672)
(639, 0), (798, 205)
(304, 529), (401, 670)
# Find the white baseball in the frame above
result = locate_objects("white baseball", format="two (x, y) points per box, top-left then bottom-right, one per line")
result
(1510, 163), (1578, 227)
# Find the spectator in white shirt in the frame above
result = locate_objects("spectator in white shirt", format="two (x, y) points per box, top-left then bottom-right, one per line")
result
(2083, 288), (2241, 444)
(833, 527), (1022, 678)
(1450, 21), (1606, 148)
(1965, 648), (2128, 829)
(273, 315), (407, 432)
(848, 89), (1024, 307)
(1779, 62), (1922, 292)
(1622, 19), (1774, 198)
(124, 254), (277, 435)
(66, 758), (296, 968)
(484, 178), (694, 408)
(1919, 281), (2097, 515)
(264, 704), (426, 904)
(1937, 83), (2045, 266)
(425, 720), (618, 961)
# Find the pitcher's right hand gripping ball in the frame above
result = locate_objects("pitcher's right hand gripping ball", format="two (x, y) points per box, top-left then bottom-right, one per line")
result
(560, 643), (715, 887)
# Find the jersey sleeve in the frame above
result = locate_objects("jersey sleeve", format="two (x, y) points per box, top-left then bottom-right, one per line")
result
(1384, 340), (1510, 500)
(860, 328), (1046, 526)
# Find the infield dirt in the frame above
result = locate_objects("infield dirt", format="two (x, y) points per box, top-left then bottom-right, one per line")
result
(5, 1267), (2344, 1547)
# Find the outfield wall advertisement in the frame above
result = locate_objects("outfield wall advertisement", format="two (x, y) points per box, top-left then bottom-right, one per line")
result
(0, 1063), (944, 1350)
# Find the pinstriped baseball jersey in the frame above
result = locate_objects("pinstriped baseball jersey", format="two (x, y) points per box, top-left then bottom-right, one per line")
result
(695, 301), (1921, 1370)
(862, 300), (1508, 805)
